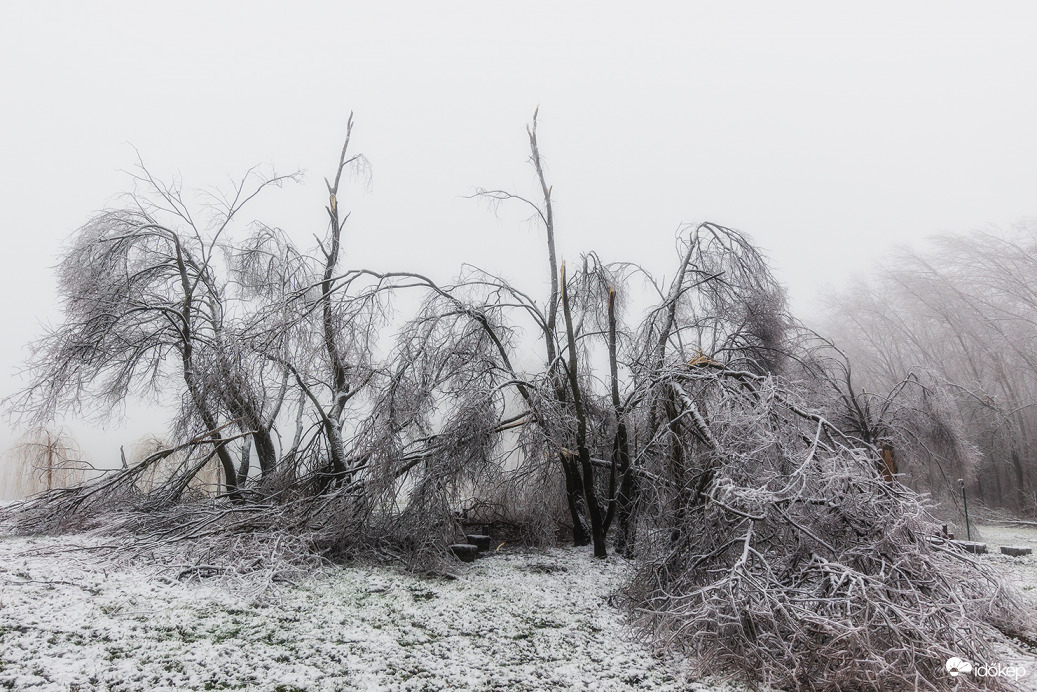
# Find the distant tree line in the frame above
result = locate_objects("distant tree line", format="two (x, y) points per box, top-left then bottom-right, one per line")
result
(820, 226), (1037, 513)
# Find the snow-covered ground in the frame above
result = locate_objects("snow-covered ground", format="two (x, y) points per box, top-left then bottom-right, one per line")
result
(0, 525), (1034, 691)
(0, 536), (733, 691)
(969, 522), (1037, 691)
(970, 521), (1037, 594)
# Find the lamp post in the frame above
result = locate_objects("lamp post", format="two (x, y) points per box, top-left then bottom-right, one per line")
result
(958, 478), (971, 541)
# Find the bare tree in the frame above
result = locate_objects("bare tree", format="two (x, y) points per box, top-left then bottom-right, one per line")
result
(9, 160), (297, 495)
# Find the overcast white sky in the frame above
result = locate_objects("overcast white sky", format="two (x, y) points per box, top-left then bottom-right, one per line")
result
(2, 1), (1036, 471)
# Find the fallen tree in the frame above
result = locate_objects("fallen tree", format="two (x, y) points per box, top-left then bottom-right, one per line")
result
(623, 366), (1030, 691)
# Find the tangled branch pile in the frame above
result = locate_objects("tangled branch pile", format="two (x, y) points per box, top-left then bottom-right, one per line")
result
(625, 369), (1029, 691)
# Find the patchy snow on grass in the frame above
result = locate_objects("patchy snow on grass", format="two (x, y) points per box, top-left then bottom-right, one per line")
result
(2, 524), (1035, 691)
(0, 536), (732, 691)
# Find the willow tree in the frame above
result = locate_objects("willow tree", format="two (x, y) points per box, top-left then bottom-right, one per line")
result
(1, 427), (86, 498)
(373, 109), (792, 559)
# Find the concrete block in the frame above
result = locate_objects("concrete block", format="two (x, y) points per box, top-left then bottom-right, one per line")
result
(466, 534), (492, 551)
(950, 540), (987, 554)
(450, 544), (479, 562)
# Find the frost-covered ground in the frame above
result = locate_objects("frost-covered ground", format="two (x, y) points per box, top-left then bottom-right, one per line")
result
(0, 525), (1034, 692)
(969, 522), (1037, 691)
(0, 535), (734, 691)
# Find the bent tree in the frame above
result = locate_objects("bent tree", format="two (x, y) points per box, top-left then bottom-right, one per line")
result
(9, 118), (380, 504)
(12, 163), (296, 496)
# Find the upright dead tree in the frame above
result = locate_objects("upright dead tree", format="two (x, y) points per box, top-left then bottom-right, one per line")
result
(230, 114), (376, 489)
(456, 109), (602, 549)
(318, 114), (366, 478)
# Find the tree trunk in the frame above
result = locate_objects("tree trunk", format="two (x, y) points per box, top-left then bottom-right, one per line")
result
(235, 440), (251, 487)
(561, 454), (591, 546)
(559, 261), (606, 557)
(577, 444), (607, 557)
(603, 287), (635, 551)
(252, 428), (278, 477)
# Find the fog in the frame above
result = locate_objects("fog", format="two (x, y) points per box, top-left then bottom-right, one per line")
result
(3, 1), (1036, 475)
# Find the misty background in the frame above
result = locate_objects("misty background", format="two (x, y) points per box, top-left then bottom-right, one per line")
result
(2, 1), (1036, 486)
